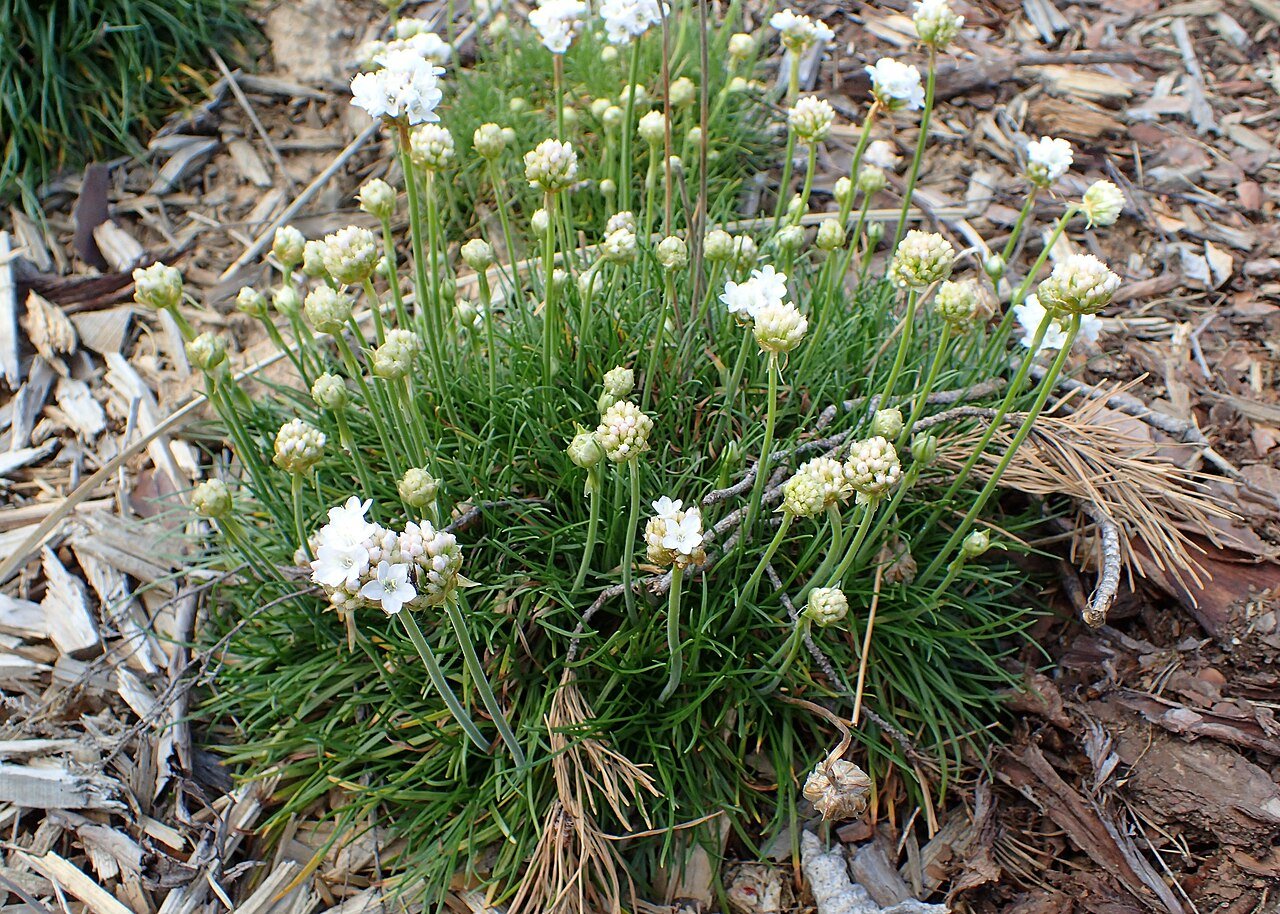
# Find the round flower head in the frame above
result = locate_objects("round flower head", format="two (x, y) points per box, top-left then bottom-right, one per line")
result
(607, 211), (636, 234)
(358, 178), (396, 219)
(770, 9), (834, 52)
(567, 426), (606, 470)
(349, 48), (445, 125)
(833, 176), (853, 207)
(731, 234), (759, 271)
(398, 467), (439, 508)
(273, 418), (325, 474)
(815, 219), (846, 252)
(272, 285), (301, 317)
(371, 328), (424, 378)
(133, 262), (183, 311)
(409, 124), (455, 170)
(272, 225), (306, 267)
(804, 587), (849, 627)
(531, 208), (551, 235)
(804, 456), (854, 507)
(1025, 136), (1072, 187)
(1082, 180), (1125, 228)
(856, 165), (887, 196)
(774, 225), (805, 253)
(597, 400), (653, 462)
(638, 110), (666, 146)
(185, 332), (228, 374)
(844, 436), (901, 502)
(781, 470), (825, 518)
(656, 236), (688, 270)
(386, 30), (453, 66)
(304, 286), (353, 334)
(400, 520), (466, 607)
(301, 240), (329, 279)
(311, 373), (349, 410)
(528, 0), (587, 53)
(1013, 295), (1103, 353)
(1035, 254), (1121, 315)
(933, 278), (981, 330)
(962, 529), (991, 559)
(236, 286), (268, 318)
(473, 123), (507, 159)
(191, 478), (232, 519)
(461, 238), (495, 270)
(524, 139), (579, 191)
(601, 0), (665, 45)
(863, 139), (901, 171)
(788, 96), (835, 143)
(865, 58), (925, 111)
(704, 228), (733, 262)
(670, 76), (696, 108)
(913, 0), (963, 48)
(888, 230), (956, 289)
(870, 407), (904, 440)
(601, 226), (638, 264)
(602, 365), (635, 401)
(321, 226), (378, 285)
(644, 497), (706, 568)
(983, 252), (1006, 282)
(911, 433), (938, 465)
(602, 105), (624, 130)
(753, 301), (808, 354)
(728, 32), (754, 61)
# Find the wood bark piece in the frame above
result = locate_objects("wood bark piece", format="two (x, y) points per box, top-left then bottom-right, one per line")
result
(0, 763), (119, 810)
(0, 593), (46, 639)
(92, 222), (146, 273)
(21, 292), (78, 367)
(40, 545), (101, 658)
(13, 849), (134, 914)
(55, 375), (108, 440)
(0, 231), (19, 388)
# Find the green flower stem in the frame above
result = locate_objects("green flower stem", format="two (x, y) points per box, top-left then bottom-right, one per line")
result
(713, 329), (753, 446)
(397, 376), (431, 462)
(258, 314), (307, 381)
(745, 352), (780, 535)
(573, 466), (604, 591)
(642, 272), (674, 406)
(851, 462), (922, 572)
(285, 314), (317, 386)
(334, 410), (375, 494)
(619, 39), (643, 212)
(925, 311), (1053, 535)
(363, 279), (386, 345)
(444, 597), (527, 767)
(772, 130), (797, 227)
(553, 55), (565, 140)
(622, 458), (642, 622)
(999, 188), (1039, 268)
(823, 499), (877, 590)
(892, 45), (937, 251)
(984, 206), (1077, 361)
(899, 321), (951, 447)
(921, 313), (1081, 588)
(743, 511), (793, 599)
(164, 304), (196, 342)
(758, 617), (806, 694)
(574, 259), (606, 376)
(642, 146), (660, 241)
(485, 160), (521, 295)
(785, 50), (800, 106)
(398, 124), (432, 323)
(398, 611), (490, 752)
(838, 102), (880, 224)
(218, 515), (284, 584)
(423, 172), (448, 352)
(290, 473), (312, 560)
(826, 503), (844, 558)
(541, 192), (558, 391)
(878, 289), (919, 406)
(658, 564), (684, 703)
(379, 216), (412, 330)
(791, 142), (818, 225)
(678, 260), (721, 365)
(334, 333), (402, 477)
(477, 269), (497, 401)
(804, 505), (846, 590)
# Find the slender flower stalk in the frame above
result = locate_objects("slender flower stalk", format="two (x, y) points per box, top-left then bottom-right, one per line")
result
(623, 458), (642, 619)
(659, 564), (685, 702)
(553, 55), (566, 139)
(541, 192), (558, 388)
(444, 597), (527, 766)
(574, 465), (604, 589)
(824, 500), (876, 589)
(984, 205), (1078, 360)
(745, 352), (780, 532)
(742, 511), (794, 598)
(899, 321), (951, 444)
(838, 103), (880, 225)
(398, 612), (491, 752)
(619, 39), (643, 211)
(878, 289), (918, 404)
(892, 46), (938, 249)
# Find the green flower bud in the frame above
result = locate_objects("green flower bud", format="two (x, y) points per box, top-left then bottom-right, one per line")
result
(358, 179), (396, 220)
(311, 372), (349, 410)
(236, 286), (268, 318)
(398, 467), (439, 507)
(460, 239), (495, 270)
(910, 434), (938, 466)
(962, 530), (991, 559)
(304, 286), (353, 334)
(191, 479), (232, 519)
(805, 587), (849, 626)
(870, 408), (903, 440)
(185, 332), (228, 373)
(132, 263), (183, 311)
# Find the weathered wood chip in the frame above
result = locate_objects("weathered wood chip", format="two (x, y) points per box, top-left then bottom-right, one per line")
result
(40, 545), (101, 658)
(0, 231), (19, 389)
(0, 763), (119, 810)
(21, 292), (78, 366)
(13, 849), (134, 914)
(56, 375), (108, 440)
(92, 222), (147, 273)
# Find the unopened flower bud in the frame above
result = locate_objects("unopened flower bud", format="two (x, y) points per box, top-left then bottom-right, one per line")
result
(866, 222), (884, 247)
(589, 97), (611, 119)
(524, 138), (579, 191)
(788, 96), (835, 143)
(774, 224), (804, 252)
(638, 110), (666, 146)
(132, 262), (183, 311)
(192, 479), (232, 519)
(1035, 254), (1120, 315)
(600, 44), (618, 62)
(597, 400), (653, 462)
(185, 332), (227, 373)
(805, 587), (849, 626)
(888, 230), (955, 289)
(273, 285), (301, 317)
(704, 228), (733, 262)
(273, 418), (325, 474)
(398, 467), (440, 507)
(1081, 180), (1125, 228)
(962, 530), (991, 559)
(567, 426), (605, 469)
(670, 76), (696, 108)
(551, 268), (569, 292)
(311, 373), (349, 410)
(602, 105), (624, 130)
(501, 126), (517, 144)
(983, 253), (1006, 282)
(686, 126), (703, 146)
(934, 279), (981, 330)
(304, 286), (353, 334)
(833, 176), (853, 207)
(461, 238), (495, 270)
(273, 225), (306, 268)
(871, 408), (903, 440)
(302, 240), (329, 279)
(473, 122), (507, 159)
(815, 219), (845, 251)
(753, 301), (808, 354)
(728, 32), (754, 61)
(856, 165), (887, 195)
(910, 434), (938, 465)
(731, 234), (758, 271)
(358, 179), (396, 219)
(845, 436), (902, 502)
(509, 96), (529, 113)
(913, 0), (964, 49)
(236, 286), (268, 317)
(599, 178), (617, 198)
(410, 124), (455, 170)
(563, 106), (579, 127)
(321, 226), (379, 285)
(656, 236), (688, 270)
(602, 365), (635, 400)
(531, 207), (550, 235)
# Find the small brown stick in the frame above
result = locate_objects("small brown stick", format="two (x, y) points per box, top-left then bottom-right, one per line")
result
(851, 563), (884, 726)
(1081, 501), (1122, 628)
(444, 497), (548, 534)
(210, 51), (294, 192)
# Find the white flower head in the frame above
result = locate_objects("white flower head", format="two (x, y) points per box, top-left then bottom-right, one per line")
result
(770, 9), (834, 52)
(720, 264), (787, 320)
(360, 561), (417, 615)
(1036, 254), (1121, 315)
(788, 96), (835, 143)
(321, 226), (378, 284)
(844, 436), (901, 503)
(644, 497), (705, 567)
(865, 58), (925, 111)
(409, 124), (455, 169)
(273, 419), (325, 474)
(312, 543), (371, 591)
(529, 0), (588, 53)
(601, 0), (666, 44)
(597, 401), (653, 462)
(1014, 295), (1103, 353)
(386, 29), (453, 65)
(350, 48), (445, 125)
(1081, 180), (1125, 228)
(913, 0), (963, 48)
(1025, 136), (1073, 186)
(888, 230), (956, 289)
(753, 300), (808, 354)
(524, 138), (579, 191)
(863, 139), (900, 171)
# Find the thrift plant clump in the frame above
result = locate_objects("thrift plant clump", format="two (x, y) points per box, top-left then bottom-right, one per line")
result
(171, 0), (1128, 904)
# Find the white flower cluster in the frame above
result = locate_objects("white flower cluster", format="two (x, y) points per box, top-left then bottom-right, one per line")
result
(1013, 295), (1102, 353)
(913, 0), (963, 48)
(309, 497), (465, 616)
(769, 9), (834, 52)
(601, 0), (666, 44)
(133, 262), (183, 311)
(321, 226), (379, 284)
(644, 496), (706, 568)
(529, 0), (588, 53)
(1081, 180), (1125, 227)
(274, 419), (326, 474)
(1025, 136), (1072, 187)
(788, 96), (835, 143)
(524, 138), (579, 191)
(865, 58), (925, 111)
(597, 400), (653, 462)
(844, 436), (902, 503)
(410, 124), (455, 169)
(888, 230), (956, 289)
(720, 264), (787, 320)
(781, 457), (852, 518)
(350, 48), (445, 125)
(1036, 253), (1121, 315)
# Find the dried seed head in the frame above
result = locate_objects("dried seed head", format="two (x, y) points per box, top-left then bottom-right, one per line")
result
(803, 758), (871, 820)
